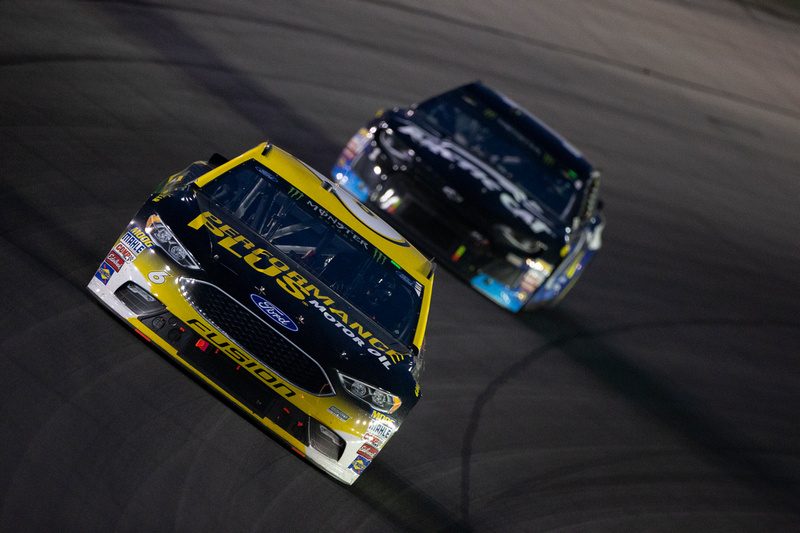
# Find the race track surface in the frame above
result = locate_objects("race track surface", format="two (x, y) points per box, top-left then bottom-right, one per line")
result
(2, 1), (799, 531)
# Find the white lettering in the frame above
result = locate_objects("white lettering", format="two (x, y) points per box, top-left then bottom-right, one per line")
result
(500, 193), (555, 236)
(397, 123), (556, 235)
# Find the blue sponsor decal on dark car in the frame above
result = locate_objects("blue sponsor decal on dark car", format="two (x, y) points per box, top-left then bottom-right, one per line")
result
(250, 294), (299, 332)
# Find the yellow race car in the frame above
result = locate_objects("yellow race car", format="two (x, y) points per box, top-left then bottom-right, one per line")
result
(88, 143), (434, 484)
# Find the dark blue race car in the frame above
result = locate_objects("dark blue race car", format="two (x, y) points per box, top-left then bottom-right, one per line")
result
(332, 82), (604, 311)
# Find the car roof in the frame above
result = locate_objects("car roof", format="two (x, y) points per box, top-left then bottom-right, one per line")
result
(417, 81), (595, 181)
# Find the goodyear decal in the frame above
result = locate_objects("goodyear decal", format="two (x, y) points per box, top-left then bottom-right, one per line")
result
(187, 212), (408, 368)
(184, 316), (296, 399)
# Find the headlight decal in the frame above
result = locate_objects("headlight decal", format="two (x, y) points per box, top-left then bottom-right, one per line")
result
(380, 128), (414, 163)
(339, 373), (402, 413)
(146, 214), (201, 269)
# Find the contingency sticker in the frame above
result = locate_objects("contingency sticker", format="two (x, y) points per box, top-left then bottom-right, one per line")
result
(327, 406), (350, 422)
(94, 262), (116, 285)
(114, 242), (136, 263)
(357, 443), (379, 460)
(348, 454), (371, 476)
(362, 432), (384, 449)
(366, 410), (396, 443)
(105, 250), (124, 272)
(120, 226), (154, 255)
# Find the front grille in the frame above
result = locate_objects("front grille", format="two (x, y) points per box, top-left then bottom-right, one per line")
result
(180, 279), (334, 396)
(143, 309), (347, 451)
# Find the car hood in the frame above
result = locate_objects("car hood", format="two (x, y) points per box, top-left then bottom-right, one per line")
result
(383, 113), (569, 244)
(147, 190), (420, 404)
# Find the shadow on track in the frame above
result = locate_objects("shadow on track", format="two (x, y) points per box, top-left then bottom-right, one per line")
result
(93, 0), (341, 170)
(459, 308), (800, 521)
(349, 461), (472, 533)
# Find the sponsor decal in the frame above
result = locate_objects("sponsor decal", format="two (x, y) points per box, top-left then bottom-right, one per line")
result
(121, 225), (154, 255)
(105, 250), (124, 272)
(185, 317), (296, 398)
(499, 193), (555, 236)
(348, 454), (371, 476)
(395, 270), (423, 297)
(94, 262), (115, 285)
(121, 231), (145, 254)
(250, 294), (299, 332)
(308, 300), (404, 369)
(362, 432), (384, 449)
(340, 128), (371, 164)
(294, 157), (409, 245)
(300, 193), (371, 251)
(328, 406), (350, 422)
(186, 211), (409, 369)
(520, 267), (547, 292)
(255, 165), (278, 182)
(367, 410), (396, 441)
(114, 242), (135, 262)
(305, 166), (408, 245)
(130, 225), (154, 247)
(397, 122), (555, 236)
(358, 443), (379, 460)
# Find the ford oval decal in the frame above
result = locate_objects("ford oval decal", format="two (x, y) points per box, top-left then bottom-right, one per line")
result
(250, 294), (299, 332)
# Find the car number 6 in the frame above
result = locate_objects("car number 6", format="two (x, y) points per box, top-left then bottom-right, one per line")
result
(148, 271), (170, 284)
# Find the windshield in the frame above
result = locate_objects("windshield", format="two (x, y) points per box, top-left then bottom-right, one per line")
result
(414, 90), (581, 219)
(200, 159), (424, 345)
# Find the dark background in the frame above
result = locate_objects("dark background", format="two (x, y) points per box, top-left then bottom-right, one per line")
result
(1, 1), (799, 531)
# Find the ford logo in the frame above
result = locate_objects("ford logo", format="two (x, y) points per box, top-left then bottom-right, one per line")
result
(250, 294), (299, 332)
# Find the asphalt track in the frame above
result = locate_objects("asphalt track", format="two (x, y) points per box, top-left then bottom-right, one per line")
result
(2, 1), (800, 531)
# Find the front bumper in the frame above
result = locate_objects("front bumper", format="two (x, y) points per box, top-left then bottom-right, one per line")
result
(88, 222), (400, 484)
